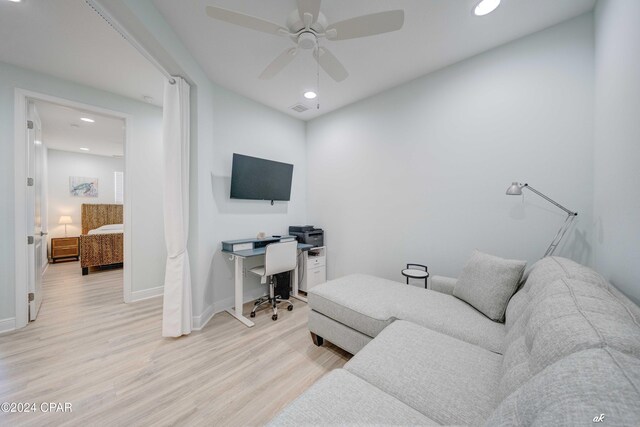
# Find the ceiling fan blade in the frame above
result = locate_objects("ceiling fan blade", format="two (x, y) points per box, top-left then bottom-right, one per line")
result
(259, 49), (297, 79)
(297, 0), (321, 28)
(326, 10), (404, 40)
(314, 47), (348, 82)
(206, 6), (287, 36)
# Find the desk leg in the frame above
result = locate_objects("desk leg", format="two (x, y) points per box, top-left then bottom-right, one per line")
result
(225, 256), (255, 327)
(291, 250), (308, 303)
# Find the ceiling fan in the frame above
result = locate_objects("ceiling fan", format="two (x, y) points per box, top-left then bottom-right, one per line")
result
(205, 0), (404, 82)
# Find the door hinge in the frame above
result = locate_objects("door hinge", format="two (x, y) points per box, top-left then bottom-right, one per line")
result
(27, 177), (34, 187)
(28, 292), (34, 302)
(27, 120), (34, 130)
(27, 236), (34, 245)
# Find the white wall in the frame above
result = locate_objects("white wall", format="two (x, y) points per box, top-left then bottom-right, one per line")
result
(209, 84), (307, 313)
(0, 60), (164, 323)
(593, 0), (640, 304)
(306, 15), (595, 283)
(46, 149), (124, 242)
(121, 2), (604, 330)
(121, 0), (306, 327)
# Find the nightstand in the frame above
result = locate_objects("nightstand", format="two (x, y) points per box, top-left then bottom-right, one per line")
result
(51, 237), (80, 262)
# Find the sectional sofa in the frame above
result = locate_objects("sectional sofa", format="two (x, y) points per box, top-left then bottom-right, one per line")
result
(270, 257), (640, 426)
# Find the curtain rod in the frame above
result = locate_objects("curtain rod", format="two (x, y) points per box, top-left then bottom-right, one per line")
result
(86, 0), (177, 85)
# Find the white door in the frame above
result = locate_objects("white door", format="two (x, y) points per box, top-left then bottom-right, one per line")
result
(27, 100), (44, 321)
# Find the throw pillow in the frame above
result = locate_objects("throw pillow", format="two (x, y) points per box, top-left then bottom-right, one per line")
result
(453, 250), (526, 322)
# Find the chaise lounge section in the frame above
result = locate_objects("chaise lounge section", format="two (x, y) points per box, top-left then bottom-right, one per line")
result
(308, 273), (506, 355)
(270, 257), (640, 426)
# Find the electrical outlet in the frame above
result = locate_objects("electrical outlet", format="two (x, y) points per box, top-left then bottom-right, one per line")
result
(242, 268), (247, 277)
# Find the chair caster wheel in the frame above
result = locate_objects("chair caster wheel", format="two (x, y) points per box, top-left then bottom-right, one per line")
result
(272, 314), (278, 321)
(250, 312), (256, 318)
(287, 305), (293, 311)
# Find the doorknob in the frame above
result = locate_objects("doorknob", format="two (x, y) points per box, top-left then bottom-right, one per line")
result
(40, 231), (48, 236)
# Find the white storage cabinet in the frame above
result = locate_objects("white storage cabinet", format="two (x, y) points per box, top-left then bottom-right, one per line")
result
(301, 246), (326, 291)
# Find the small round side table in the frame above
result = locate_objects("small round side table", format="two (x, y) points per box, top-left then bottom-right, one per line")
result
(401, 263), (429, 289)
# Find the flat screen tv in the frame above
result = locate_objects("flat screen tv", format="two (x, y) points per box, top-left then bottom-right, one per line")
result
(230, 153), (294, 203)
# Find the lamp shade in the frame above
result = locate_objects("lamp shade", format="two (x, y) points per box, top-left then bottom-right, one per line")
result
(58, 215), (72, 225)
(506, 182), (523, 195)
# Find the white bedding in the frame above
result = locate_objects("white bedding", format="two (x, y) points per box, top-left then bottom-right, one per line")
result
(88, 224), (124, 235)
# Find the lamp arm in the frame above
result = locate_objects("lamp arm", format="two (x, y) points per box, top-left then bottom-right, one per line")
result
(522, 184), (577, 216)
(543, 213), (577, 257)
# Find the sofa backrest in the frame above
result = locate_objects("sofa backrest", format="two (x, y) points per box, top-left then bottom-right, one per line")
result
(504, 257), (640, 341)
(496, 257), (640, 415)
(504, 257), (624, 332)
(486, 348), (640, 426)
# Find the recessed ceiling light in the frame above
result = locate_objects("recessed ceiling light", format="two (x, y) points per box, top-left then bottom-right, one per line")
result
(7, 0), (22, 3)
(35, 140), (42, 145)
(474, 0), (501, 16)
(80, 147), (90, 151)
(80, 117), (95, 123)
(304, 91), (317, 100)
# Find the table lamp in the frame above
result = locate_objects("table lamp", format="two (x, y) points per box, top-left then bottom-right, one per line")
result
(506, 182), (578, 257)
(58, 215), (72, 237)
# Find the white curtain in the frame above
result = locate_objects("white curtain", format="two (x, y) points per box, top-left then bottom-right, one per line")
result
(162, 77), (192, 337)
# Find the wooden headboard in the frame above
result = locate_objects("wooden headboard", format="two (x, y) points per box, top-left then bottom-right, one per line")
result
(81, 204), (123, 235)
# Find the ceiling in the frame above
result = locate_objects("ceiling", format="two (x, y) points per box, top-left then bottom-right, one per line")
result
(35, 100), (125, 157)
(0, 0), (164, 107)
(153, 0), (595, 120)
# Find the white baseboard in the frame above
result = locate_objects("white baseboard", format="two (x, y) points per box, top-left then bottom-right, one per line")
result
(130, 286), (163, 302)
(192, 288), (269, 331)
(0, 318), (16, 334)
(192, 304), (215, 331)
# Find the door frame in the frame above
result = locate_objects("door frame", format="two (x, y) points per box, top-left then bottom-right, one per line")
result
(14, 88), (134, 329)
(27, 100), (44, 321)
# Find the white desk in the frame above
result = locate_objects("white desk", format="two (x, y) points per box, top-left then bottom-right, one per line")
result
(222, 238), (313, 327)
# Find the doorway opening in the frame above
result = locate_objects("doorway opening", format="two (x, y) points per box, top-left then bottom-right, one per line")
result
(14, 90), (133, 327)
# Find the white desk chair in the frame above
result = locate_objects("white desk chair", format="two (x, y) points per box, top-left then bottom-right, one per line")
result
(249, 240), (297, 321)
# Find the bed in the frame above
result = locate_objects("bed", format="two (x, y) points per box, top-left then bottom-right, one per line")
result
(80, 203), (124, 275)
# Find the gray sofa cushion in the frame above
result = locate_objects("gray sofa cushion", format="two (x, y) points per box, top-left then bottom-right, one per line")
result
(344, 320), (502, 426)
(453, 250), (526, 321)
(486, 349), (640, 426)
(504, 288), (529, 332)
(429, 275), (457, 295)
(499, 276), (640, 400)
(268, 369), (437, 426)
(309, 274), (506, 354)
(506, 257), (640, 330)
(523, 256), (607, 294)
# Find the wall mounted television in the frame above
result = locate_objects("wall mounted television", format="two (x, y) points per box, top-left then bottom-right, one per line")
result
(230, 153), (294, 204)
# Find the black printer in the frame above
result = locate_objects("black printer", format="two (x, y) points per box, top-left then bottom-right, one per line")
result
(289, 225), (324, 248)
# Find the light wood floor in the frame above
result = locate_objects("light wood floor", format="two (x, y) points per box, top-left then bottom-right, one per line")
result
(0, 262), (350, 426)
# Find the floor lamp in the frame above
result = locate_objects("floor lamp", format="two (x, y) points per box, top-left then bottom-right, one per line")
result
(506, 182), (578, 257)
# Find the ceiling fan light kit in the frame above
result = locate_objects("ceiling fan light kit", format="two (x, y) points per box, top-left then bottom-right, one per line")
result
(205, 0), (405, 85)
(297, 32), (317, 50)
